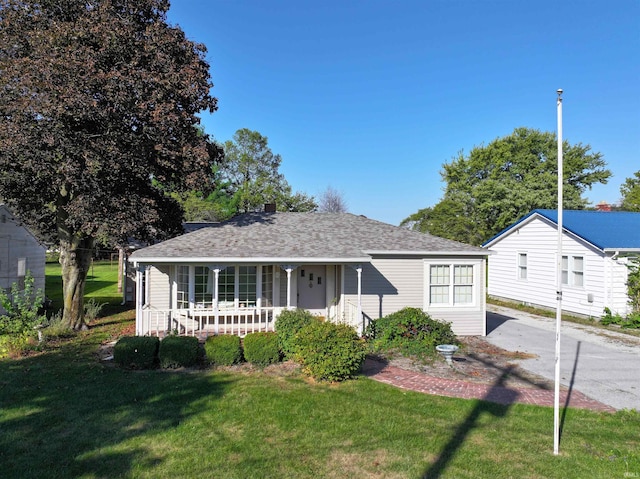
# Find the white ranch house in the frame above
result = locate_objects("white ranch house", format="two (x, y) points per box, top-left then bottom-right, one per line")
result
(484, 209), (640, 318)
(0, 204), (46, 312)
(130, 212), (488, 337)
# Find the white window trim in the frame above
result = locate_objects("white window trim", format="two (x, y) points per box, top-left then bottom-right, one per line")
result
(424, 259), (480, 309)
(561, 255), (584, 289)
(173, 264), (267, 310)
(517, 252), (528, 281)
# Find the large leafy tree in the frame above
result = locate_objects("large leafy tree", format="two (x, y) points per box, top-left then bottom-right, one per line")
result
(0, 0), (219, 329)
(221, 128), (316, 213)
(620, 170), (640, 212)
(402, 128), (611, 245)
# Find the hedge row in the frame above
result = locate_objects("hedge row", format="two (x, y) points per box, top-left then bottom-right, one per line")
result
(114, 331), (282, 369)
(114, 307), (451, 380)
(114, 335), (200, 369)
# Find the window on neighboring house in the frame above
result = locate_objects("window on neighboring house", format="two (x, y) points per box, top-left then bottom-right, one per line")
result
(429, 264), (475, 306)
(176, 265), (189, 309)
(562, 255), (584, 287)
(17, 258), (26, 290)
(518, 253), (527, 280)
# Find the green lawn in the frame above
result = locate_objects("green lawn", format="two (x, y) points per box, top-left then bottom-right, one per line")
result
(31, 262), (640, 477)
(46, 259), (124, 311)
(0, 312), (638, 479)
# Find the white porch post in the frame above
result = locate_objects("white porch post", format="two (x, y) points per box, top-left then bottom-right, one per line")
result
(280, 265), (297, 309)
(356, 265), (363, 334)
(349, 264), (363, 334)
(135, 265), (142, 335)
(286, 267), (293, 308)
(213, 267), (220, 334)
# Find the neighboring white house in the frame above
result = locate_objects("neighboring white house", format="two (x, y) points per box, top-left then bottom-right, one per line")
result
(483, 209), (640, 318)
(130, 212), (488, 337)
(0, 204), (46, 309)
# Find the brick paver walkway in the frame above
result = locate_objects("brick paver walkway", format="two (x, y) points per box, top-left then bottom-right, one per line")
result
(362, 358), (616, 412)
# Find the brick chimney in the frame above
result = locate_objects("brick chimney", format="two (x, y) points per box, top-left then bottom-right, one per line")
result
(264, 203), (276, 213)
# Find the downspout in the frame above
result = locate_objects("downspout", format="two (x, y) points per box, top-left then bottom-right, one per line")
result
(609, 251), (619, 313)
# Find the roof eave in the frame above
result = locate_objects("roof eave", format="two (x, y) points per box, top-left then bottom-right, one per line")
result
(131, 256), (373, 265)
(363, 250), (489, 256)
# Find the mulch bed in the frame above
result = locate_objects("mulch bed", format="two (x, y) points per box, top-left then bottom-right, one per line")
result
(377, 336), (557, 390)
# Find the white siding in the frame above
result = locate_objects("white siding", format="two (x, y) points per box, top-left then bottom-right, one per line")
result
(487, 216), (629, 317)
(148, 265), (171, 310)
(0, 206), (46, 298)
(605, 256), (633, 316)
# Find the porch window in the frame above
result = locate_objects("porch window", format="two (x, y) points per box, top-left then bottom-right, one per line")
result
(176, 265), (189, 309)
(195, 266), (213, 308)
(429, 263), (475, 306)
(218, 267), (235, 306)
(518, 253), (527, 280)
(262, 265), (273, 307)
(239, 266), (257, 307)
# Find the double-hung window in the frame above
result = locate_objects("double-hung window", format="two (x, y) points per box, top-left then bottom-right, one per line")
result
(562, 255), (584, 287)
(428, 263), (475, 306)
(518, 253), (527, 280)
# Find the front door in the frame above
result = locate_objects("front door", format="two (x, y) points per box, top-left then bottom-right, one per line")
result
(297, 265), (326, 313)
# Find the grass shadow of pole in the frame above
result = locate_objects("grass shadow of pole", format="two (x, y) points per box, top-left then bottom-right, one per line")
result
(559, 340), (581, 442)
(421, 365), (518, 479)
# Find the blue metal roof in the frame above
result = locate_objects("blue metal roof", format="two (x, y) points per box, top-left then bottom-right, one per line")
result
(484, 209), (640, 251)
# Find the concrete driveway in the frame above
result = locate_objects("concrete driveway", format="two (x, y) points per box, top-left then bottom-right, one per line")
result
(485, 305), (640, 411)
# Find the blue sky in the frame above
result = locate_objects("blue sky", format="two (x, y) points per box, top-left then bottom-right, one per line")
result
(167, 0), (639, 225)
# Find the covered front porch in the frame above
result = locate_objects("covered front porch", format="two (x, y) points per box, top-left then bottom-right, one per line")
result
(134, 262), (366, 337)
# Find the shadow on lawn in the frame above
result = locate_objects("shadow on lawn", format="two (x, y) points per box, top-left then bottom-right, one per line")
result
(0, 340), (235, 479)
(421, 354), (554, 479)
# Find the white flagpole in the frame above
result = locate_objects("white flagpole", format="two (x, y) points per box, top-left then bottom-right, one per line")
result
(554, 88), (564, 455)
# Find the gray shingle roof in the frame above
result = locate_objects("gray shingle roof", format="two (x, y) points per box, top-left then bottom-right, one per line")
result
(131, 212), (486, 262)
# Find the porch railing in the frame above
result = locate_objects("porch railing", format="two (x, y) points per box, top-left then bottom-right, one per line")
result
(138, 306), (285, 338)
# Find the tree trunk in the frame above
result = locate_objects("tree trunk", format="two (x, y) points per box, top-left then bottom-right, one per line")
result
(59, 236), (95, 330)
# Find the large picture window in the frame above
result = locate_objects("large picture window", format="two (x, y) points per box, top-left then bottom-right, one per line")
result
(428, 263), (475, 306)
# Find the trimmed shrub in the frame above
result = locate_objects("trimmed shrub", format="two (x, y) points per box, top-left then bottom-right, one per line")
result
(275, 308), (316, 358)
(243, 332), (281, 367)
(367, 307), (457, 359)
(158, 335), (200, 368)
(114, 336), (159, 369)
(295, 321), (366, 382)
(204, 334), (243, 366)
